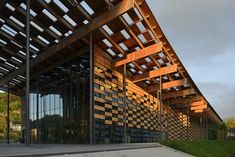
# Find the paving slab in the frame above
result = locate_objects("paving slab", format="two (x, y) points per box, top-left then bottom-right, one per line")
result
(0, 143), (193, 157)
(51, 147), (194, 157)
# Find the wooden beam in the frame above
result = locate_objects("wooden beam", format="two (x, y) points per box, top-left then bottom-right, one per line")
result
(147, 78), (187, 93)
(194, 109), (203, 113)
(191, 104), (207, 110)
(0, 0), (134, 86)
(147, 84), (160, 93)
(162, 88), (195, 99)
(113, 42), (163, 67)
(169, 96), (202, 104)
(163, 78), (188, 89)
(131, 64), (177, 83)
(190, 100), (205, 106)
(190, 101), (208, 111)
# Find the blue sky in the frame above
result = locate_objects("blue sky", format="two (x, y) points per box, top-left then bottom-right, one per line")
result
(147, 0), (235, 118)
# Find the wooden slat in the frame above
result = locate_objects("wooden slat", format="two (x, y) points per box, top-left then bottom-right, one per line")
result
(131, 64), (178, 83)
(0, 0), (135, 86)
(147, 78), (188, 93)
(194, 109), (204, 113)
(113, 42), (163, 67)
(162, 88), (195, 99)
(169, 96), (202, 104)
(191, 100), (205, 106)
(191, 104), (207, 110)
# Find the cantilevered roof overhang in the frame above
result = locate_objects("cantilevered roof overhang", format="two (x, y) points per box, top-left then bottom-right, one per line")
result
(0, 0), (222, 124)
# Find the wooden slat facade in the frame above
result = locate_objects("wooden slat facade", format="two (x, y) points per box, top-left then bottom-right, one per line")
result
(0, 0), (222, 142)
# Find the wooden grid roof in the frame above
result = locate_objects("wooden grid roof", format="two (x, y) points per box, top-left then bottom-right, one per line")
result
(0, 0), (222, 123)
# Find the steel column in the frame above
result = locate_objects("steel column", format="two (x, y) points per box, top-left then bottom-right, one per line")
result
(157, 87), (159, 141)
(166, 99), (169, 140)
(123, 63), (127, 143)
(25, 0), (30, 147)
(159, 75), (162, 141)
(7, 81), (10, 144)
(89, 32), (94, 144)
(36, 68), (39, 143)
(200, 117), (203, 139)
(181, 112), (183, 139)
(187, 103), (189, 139)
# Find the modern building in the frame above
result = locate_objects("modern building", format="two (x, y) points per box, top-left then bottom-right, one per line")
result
(0, 0), (222, 144)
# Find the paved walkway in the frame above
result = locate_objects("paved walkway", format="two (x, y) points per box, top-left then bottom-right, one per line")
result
(0, 143), (194, 157)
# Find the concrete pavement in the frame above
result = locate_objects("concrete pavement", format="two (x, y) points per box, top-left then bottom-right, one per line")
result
(0, 143), (194, 157)
(50, 147), (194, 157)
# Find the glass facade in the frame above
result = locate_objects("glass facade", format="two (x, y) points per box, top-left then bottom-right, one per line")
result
(94, 120), (160, 144)
(29, 53), (90, 144)
(26, 49), (164, 144)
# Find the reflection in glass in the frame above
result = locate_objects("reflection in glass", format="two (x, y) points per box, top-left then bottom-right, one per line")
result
(29, 53), (90, 144)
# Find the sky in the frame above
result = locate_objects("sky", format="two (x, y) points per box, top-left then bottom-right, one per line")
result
(147, 0), (235, 118)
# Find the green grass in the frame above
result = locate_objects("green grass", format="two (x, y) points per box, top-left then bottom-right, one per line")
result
(161, 140), (235, 157)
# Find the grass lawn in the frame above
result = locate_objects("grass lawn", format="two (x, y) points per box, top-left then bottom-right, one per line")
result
(161, 140), (235, 157)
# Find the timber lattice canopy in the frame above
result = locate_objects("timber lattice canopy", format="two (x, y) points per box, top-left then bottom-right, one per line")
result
(0, 0), (222, 123)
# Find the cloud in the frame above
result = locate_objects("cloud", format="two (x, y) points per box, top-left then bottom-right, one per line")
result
(146, 0), (235, 118)
(187, 48), (235, 84)
(197, 82), (235, 118)
(147, 0), (235, 64)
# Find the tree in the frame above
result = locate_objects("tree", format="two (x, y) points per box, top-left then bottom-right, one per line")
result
(224, 117), (235, 128)
(0, 92), (22, 143)
(217, 123), (227, 140)
(208, 123), (227, 140)
(0, 115), (7, 142)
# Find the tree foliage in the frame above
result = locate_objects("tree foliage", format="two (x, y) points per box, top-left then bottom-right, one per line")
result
(224, 117), (235, 128)
(0, 92), (21, 143)
(0, 93), (21, 113)
(208, 123), (227, 140)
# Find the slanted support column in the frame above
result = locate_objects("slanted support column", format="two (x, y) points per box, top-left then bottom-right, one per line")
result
(123, 64), (127, 143)
(7, 81), (10, 144)
(25, 0), (30, 147)
(89, 32), (94, 144)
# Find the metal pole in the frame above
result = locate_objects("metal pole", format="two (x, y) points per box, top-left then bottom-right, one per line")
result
(203, 116), (205, 139)
(187, 103), (189, 139)
(166, 99), (169, 140)
(159, 75), (162, 141)
(157, 88), (159, 141)
(181, 111), (183, 139)
(89, 32), (94, 144)
(7, 81), (10, 144)
(26, 0), (30, 147)
(200, 117), (202, 139)
(206, 117), (207, 139)
(123, 64), (127, 143)
(36, 68), (39, 143)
